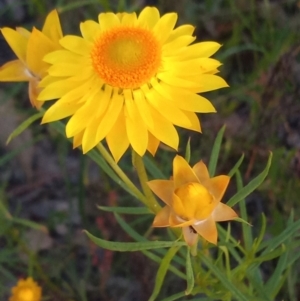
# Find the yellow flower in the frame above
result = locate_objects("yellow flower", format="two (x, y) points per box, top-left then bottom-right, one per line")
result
(38, 7), (228, 161)
(0, 10), (63, 108)
(148, 155), (237, 246)
(9, 277), (42, 301)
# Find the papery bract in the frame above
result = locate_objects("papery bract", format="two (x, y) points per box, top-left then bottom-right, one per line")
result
(0, 10), (63, 108)
(148, 155), (237, 245)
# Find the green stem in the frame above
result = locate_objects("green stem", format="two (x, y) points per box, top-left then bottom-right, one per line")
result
(96, 143), (148, 206)
(132, 150), (161, 214)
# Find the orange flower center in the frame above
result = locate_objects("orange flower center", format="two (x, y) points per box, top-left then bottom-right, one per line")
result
(175, 183), (215, 220)
(17, 288), (34, 301)
(90, 26), (161, 89)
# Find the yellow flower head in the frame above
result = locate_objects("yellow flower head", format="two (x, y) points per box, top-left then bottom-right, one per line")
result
(38, 7), (228, 161)
(0, 10), (63, 108)
(148, 155), (237, 246)
(9, 277), (42, 301)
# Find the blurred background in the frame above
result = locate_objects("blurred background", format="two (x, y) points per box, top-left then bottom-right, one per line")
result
(0, 0), (300, 300)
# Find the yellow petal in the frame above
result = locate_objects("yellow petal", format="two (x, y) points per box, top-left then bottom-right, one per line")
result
(37, 78), (79, 100)
(81, 118), (100, 153)
(173, 155), (199, 189)
(96, 88), (123, 141)
(28, 79), (43, 108)
(139, 89), (179, 150)
(182, 226), (198, 246)
(16, 27), (31, 38)
(0, 60), (28, 81)
(146, 88), (199, 130)
(98, 12), (120, 31)
(169, 211), (195, 227)
(171, 191), (187, 218)
(152, 206), (171, 227)
(163, 58), (222, 76)
(203, 175), (230, 203)
(66, 89), (109, 137)
(1, 27), (28, 63)
(73, 130), (84, 148)
(151, 79), (216, 113)
(124, 91), (148, 156)
(193, 216), (217, 244)
(42, 100), (82, 123)
(175, 182), (215, 220)
(106, 109), (129, 162)
(138, 7), (160, 29)
(152, 13), (178, 44)
(26, 27), (56, 77)
(60, 35), (92, 55)
(80, 20), (101, 41)
(180, 111), (201, 132)
(133, 89), (154, 129)
(195, 74), (228, 93)
(147, 131), (160, 156)
(47, 61), (90, 77)
(44, 49), (83, 64)
(120, 12), (137, 26)
(147, 180), (174, 206)
(192, 160), (210, 182)
(212, 203), (237, 222)
(42, 10), (63, 45)
(166, 25), (195, 43)
(180, 41), (221, 59)
(157, 72), (202, 93)
(162, 35), (196, 54)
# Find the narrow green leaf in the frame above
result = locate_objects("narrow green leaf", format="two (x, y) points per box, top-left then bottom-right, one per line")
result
(228, 154), (244, 177)
(84, 230), (186, 251)
(252, 214), (267, 253)
(113, 214), (186, 279)
(259, 218), (300, 254)
(160, 291), (187, 301)
(227, 152), (272, 207)
(143, 250), (186, 280)
(6, 112), (43, 144)
(97, 205), (152, 215)
(265, 246), (288, 297)
(114, 213), (147, 242)
(185, 248), (194, 295)
(201, 255), (249, 301)
(11, 217), (48, 232)
(236, 170), (253, 251)
(143, 155), (166, 179)
(208, 125), (226, 177)
(185, 137), (191, 163)
(149, 246), (180, 301)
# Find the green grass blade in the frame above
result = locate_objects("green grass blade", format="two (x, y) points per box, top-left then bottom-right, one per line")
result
(227, 152), (272, 207)
(228, 154), (244, 177)
(208, 125), (226, 177)
(114, 213), (147, 242)
(98, 205), (151, 215)
(236, 170), (253, 251)
(185, 138), (191, 163)
(201, 254), (249, 301)
(143, 156), (166, 179)
(84, 230), (186, 251)
(148, 246), (180, 301)
(259, 219), (300, 254)
(6, 111), (43, 144)
(185, 248), (194, 295)
(265, 245), (289, 298)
